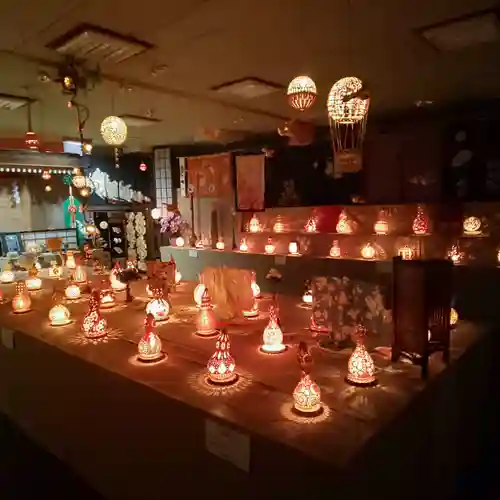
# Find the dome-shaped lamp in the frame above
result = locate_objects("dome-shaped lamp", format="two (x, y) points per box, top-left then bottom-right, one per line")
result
(138, 314), (165, 363)
(65, 281), (81, 300)
(100, 116), (128, 146)
(49, 303), (72, 326)
(327, 77), (369, 124)
(287, 76), (317, 112)
(175, 236), (185, 247)
(26, 264), (41, 291)
(206, 330), (237, 385)
(264, 238), (275, 254)
(293, 373), (322, 416)
(146, 288), (170, 322)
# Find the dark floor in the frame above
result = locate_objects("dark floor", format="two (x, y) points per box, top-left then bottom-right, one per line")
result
(0, 414), (104, 500)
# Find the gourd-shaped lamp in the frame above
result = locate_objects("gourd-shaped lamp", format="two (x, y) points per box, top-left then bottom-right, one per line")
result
(412, 205), (430, 235)
(250, 271), (260, 298)
(261, 305), (286, 353)
(329, 240), (341, 258)
(65, 278), (81, 300)
(138, 313), (165, 362)
(346, 326), (377, 386)
(110, 263), (127, 291)
(26, 264), (42, 291)
(248, 214), (261, 233)
(336, 209), (353, 234)
(239, 238), (248, 252)
(293, 372), (322, 415)
(49, 291), (72, 326)
(206, 329), (237, 385)
(0, 263), (15, 284)
(146, 286), (170, 322)
(12, 281), (32, 314)
(273, 215), (285, 233)
(73, 265), (87, 284)
(82, 290), (107, 339)
(65, 251), (76, 270)
(196, 288), (217, 337)
(264, 238), (275, 254)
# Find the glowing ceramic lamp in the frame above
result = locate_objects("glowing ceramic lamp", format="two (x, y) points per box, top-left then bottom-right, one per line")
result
(146, 289), (170, 322)
(293, 373), (322, 415)
(273, 216), (285, 233)
(346, 333), (377, 386)
(450, 308), (459, 328)
(73, 266), (87, 284)
(398, 245), (413, 260)
(175, 237), (185, 247)
(12, 282), (32, 314)
(196, 289), (217, 337)
(138, 314), (165, 362)
(216, 239), (225, 250)
(329, 240), (341, 258)
(175, 271), (182, 284)
(302, 285), (313, 306)
(48, 262), (63, 278)
(261, 306), (286, 353)
(82, 291), (107, 339)
(374, 212), (389, 235)
(1, 266), (15, 284)
(194, 283), (206, 307)
(100, 290), (116, 309)
(336, 209), (353, 234)
(239, 238), (248, 252)
(264, 238), (275, 254)
(49, 304), (72, 326)
(65, 283), (81, 300)
(206, 330), (237, 385)
(361, 243), (376, 260)
(26, 276), (42, 291)
(110, 274), (127, 291)
(463, 216), (482, 236)
(248, 214), (261, 233)
(243, 298), (259, 318)
(289, 241), (299, 255)
(65, 251), (76, 269)
(304, 217), (317, 233)
(412, 205), (429, 235)
(250, 272), (260, 298)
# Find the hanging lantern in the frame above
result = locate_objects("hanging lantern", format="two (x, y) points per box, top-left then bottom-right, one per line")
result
(273, 215), (285, 233)
(82, 290), (107, 339)
(1, 264), (15, 284)
(261, 305), (286, 353)
(206, 330), (237, 385)
(138, 314), (165, 362)
(139, 162), (148, 172)
(146, 287), (170, 322)
(72, 169), (86, 189)
(336, 209), (354, 234)
(304, 216), (317, 233)
(398, 245), (414, 260)
(463, 216), (482, 236)
(287, 76), (317, 112)
(412, 205), (430, 235)
(374, 211), (389, 235)
(12, 282), (32, 314)
(293, 373), (322, 415)
(329, 240), (341, 258)
(196, 289), (217, 337)
(361, 243), (376, 260)
(100, 289), (116, 309)
(100, 116), (128, 146)
(65, 282), (81, 300)
(264, 238), (275, 254)
(42, 169), (51, 180)
(248, 214), (261, 233)
(327, 77), (369, 124)
(175, 236), (185, 247)
(346, 327), (377, 386)
(288, 241), (299, 255)
(239, 238), (248, 252)
(49, 303), (72, 326)
(216, 239), (225, 250)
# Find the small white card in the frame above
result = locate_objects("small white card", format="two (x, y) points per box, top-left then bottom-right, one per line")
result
(188, 250), (198, 258)
(205, 419), (250, 472)
(274, 255), (287, 265)
(1, 327), (15, 349)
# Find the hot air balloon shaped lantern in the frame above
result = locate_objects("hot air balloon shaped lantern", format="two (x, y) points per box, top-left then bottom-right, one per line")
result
(195, 288), (218, 337)
(248, 214), (261, 233)
(261, 305), (286, 354)
(146, 286), (170, 322)
(346, 326), (377, 387)
(82, 290), (107, 339)
(287, 76), (317, 112)
(0, 263), (15, 284)
(26, 264), (42, 291)
(12, 281), (32, 314)
(412, 205), (430, 235)
(138, 313), (165, 363)
(336, 209), (353, 234)
(293, 342), (323, 416)
(206, 329), (238, 385)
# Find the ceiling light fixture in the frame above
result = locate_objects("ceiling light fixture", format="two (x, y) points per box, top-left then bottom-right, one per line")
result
(0, 93), (32, 111)
(120, 114), (161, 128)
(211, 77), (283, 99)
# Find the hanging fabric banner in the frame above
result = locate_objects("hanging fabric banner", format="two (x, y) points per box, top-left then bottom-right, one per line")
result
(235, 154), (265, 211)
(187, 153), (232, 198)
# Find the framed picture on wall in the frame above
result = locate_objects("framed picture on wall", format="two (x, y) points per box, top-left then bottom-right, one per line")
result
(235, 154), (265, 211)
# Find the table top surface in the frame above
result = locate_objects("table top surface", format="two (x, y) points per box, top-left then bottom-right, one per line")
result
(0, 270), (482, 467)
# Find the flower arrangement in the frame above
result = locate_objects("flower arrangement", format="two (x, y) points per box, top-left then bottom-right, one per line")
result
(159, 211), (188, 235)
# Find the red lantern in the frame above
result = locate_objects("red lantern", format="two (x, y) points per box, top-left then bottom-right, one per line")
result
(139, 162), (147, 172)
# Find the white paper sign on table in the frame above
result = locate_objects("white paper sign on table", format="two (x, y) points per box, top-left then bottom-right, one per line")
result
(188, 250), (198, 258)
(205, 419), (250, 472)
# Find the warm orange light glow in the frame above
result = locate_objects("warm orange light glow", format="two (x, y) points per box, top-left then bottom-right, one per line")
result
(73, 265), (87, 284)
(146, 289), (170, 322)
(138, 314), (164, 362)
(450, 308), (458, 327)
(12, 282), (32, 314)
(448, 244), (464, 265)
(65, 252), (76, 269)
(374, 212), (389, 235)
(398, 245), (414, 260)
(273, 216), (285, 233)
(243, 299), (259, 318)
(329, 240), (341, 258)
(302, 290), (313, 305)
(83, 291), (107, 338)
(248, 214), (261, 233)
(264, 238), (275, 254)
(327, 77), (368, 124)
(65, 283), (81, 300)
(239, 238), (248, 252)
(293, 373), (322, 414)
(49, 304), (72, 326)
(175, 270), (182, 284)
(175, 236), (185, 247)
(25, 277), (42, 291)
(1, 269), (15, 283)
(207, 330), (237, 384)
(346, 332), (377, 386)
(361, 243), (376, 260)
(194, 283), (206, 306)
(287, 76), (317, 112)
(216, 239), (225, 250)
(463, 216), (482, 236)
(48, 262), (63, 278)
(412, 205), (430, 235)
(250, 272), (261, 298)
(100, 290), (116, 309)
(196, 289), (217, 337)
(336, 209), (353, 234)
(304, 216), (317, 233)
(288, 241), (299, 255)
(261, 305), (286, 353)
